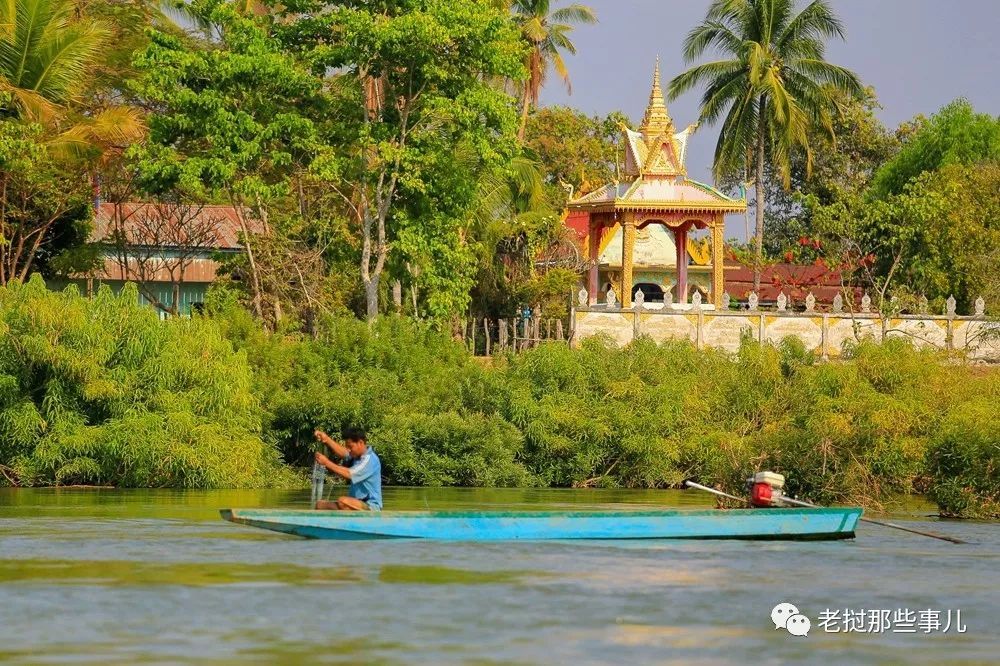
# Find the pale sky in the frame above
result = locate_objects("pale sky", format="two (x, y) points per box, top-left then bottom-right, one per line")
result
(538, 0), (1000, 239)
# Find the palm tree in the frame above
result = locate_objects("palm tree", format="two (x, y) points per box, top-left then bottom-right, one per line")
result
(509, 0), (596, 142)
(668, 0), (862, 291)
(0, 0), (143, 148)
(0, 0), (110, 120)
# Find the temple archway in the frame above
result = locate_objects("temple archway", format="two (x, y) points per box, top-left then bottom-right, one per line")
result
(634, 283), (665, 303)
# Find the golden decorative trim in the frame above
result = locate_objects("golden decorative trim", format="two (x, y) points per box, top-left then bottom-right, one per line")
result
(574, 199), (747, 213)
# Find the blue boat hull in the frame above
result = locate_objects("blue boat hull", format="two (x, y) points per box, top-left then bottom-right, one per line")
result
(220, 507), (861, 541)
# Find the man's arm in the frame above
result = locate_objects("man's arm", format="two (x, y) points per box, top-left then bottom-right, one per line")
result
(315, 453), (352, 481)
(314, 430), (349, 460)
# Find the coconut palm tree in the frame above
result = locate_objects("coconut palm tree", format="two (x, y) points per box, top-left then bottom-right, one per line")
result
(508, 0), (596, 142)
(0, 0), (110, 120)
(0, 0), (143, 150)
(668, 0), (862, 291)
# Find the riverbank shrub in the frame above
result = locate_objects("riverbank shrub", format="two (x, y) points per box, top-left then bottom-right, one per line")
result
(0, 277), (290, 488)
(926, 396), (1000, 519)
(3, 280), (998, 517)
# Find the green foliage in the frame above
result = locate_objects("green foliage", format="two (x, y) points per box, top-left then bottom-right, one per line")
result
(4, 282), (998, 518)
(0, 276), (289, 487)
(132, 1), (321, 200)
(0, 0), (108, 116)
(811, 103), (1000, 313)
(926, 393), (1000, 519)
(0, 120), (92, 284)
(758, 89), (900, 256)
(872, 99), (1000, 198)
(274, 0), (527, 321)
(524, 106), (630, 209)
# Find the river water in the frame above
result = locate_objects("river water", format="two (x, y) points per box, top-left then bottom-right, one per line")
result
(0, 487), (997, 664)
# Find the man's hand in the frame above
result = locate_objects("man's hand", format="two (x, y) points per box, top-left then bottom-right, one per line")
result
(314, 429), (349, 460)
(314, 452), (350, 481)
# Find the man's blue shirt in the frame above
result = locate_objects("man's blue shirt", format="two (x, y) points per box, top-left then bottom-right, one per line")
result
(344, 447), (382, 510)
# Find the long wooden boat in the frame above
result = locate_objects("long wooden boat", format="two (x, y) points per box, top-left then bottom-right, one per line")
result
(220, 507), (861, 541)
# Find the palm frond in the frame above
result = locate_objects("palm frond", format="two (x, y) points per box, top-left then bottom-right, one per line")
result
(0, 0), (108, 113)
(698, 69), (750, 125)
(682, 20), (746, 61)
(777, 0), (846, 51)
(762, 0), (795, 47)
(713, 85), (758, 180)
(0, 78), (58, 121)
(47, 106), (146, 161)
(548, 50), (569, 91)
(549, 5), (597, 25)
(668, 59), (743, 100)
(787, 58), (863, 96)
(30, 20), (109, 103)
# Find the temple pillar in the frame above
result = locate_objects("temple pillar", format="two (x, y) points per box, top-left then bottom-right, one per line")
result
(674, 225), (688, 304)
(711, 219), (725, 308)
(587, 217), (600, 305)
(620, 215), (636, 307)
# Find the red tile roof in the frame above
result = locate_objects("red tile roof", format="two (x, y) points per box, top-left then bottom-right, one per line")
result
(724, 260), (861, 304)
(92, 203), (263, 250)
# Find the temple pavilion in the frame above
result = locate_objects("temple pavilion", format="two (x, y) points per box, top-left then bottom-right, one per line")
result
(567, 61), (747, 308)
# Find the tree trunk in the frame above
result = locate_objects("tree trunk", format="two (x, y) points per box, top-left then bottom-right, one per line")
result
(231, 198), (264, 320)
(752, 101), (767, 294)
(364, 276), (379, 321)
(392, 280), (402, 313)
(518, 83), (531, 143)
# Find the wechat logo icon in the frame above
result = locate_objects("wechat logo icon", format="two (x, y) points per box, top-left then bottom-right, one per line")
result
(772, 602), (810, 637)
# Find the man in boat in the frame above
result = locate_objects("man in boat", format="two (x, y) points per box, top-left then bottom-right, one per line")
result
(313, 427), (383, 511)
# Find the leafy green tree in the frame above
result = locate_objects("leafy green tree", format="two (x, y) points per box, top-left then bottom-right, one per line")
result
(277, 0), (526, 321)
(811, 100), (1000, 312)
(871, 99), (1000, 197)
(814, 163), (1000, 314)
(508, 0), (596, 141)
(132, 0), (324, 324)
(668, 0), (862, 291)
(0, 121), (92, 284)
(0, 0), (145, 286)
(524, 105), (630, 209)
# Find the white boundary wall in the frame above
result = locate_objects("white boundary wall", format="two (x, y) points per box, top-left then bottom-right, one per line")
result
(572, 307), (1000, 361)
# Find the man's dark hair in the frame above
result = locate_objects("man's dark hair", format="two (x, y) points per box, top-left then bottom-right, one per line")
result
(343, 427), (367, 443)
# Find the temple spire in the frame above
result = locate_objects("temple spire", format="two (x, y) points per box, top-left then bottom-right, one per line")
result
(639, 57), (674, 138)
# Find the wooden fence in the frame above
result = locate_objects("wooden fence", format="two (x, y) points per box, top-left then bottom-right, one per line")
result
(459, 316), (571, 355)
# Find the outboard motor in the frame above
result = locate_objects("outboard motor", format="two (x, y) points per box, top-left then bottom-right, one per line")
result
(747, 471), (786, 507)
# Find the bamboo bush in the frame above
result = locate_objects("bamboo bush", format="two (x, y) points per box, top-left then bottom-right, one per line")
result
(2, 279), (998, 517)
(0, 277), (289, 487)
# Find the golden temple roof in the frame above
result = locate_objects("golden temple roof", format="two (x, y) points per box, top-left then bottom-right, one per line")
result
(638, 58), (674, 138)
(568, 60), (746, 215)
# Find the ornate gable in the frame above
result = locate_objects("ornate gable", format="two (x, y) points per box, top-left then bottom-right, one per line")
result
(642, 135), (684, 176)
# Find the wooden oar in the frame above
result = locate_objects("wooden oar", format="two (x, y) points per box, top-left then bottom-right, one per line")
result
(683, 480), (967, 545)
